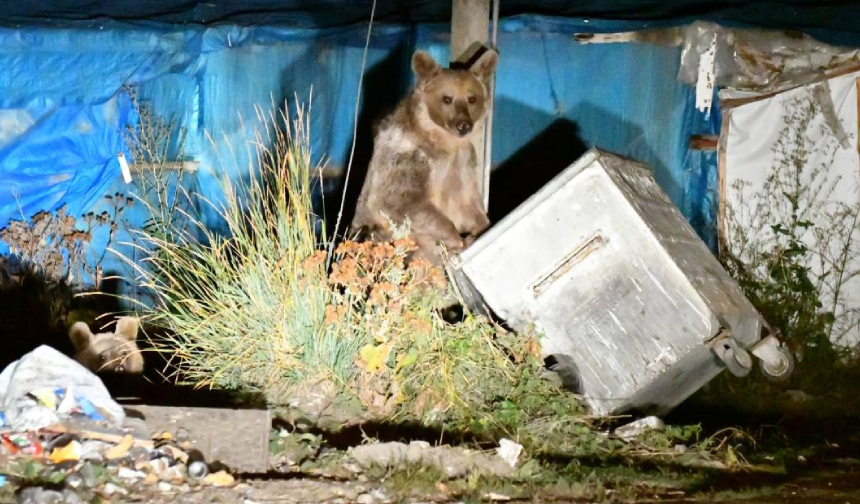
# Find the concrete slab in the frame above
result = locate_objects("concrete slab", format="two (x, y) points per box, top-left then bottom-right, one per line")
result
(125, 405), (271, 474)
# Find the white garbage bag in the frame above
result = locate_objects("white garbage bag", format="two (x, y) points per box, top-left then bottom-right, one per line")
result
(0, 345), (124, 431)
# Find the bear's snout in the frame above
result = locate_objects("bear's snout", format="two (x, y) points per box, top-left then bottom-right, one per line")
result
(456, 120), (472, 136)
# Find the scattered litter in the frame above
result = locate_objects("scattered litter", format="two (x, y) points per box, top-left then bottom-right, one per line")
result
(48, 440), (82, 463)
(187, 460), (209, 480)
(356, 493), (374, 504)
(203, 470), (235, 487)
(117, 467), (147, 480)
(157, 481), (173, 492)
(496, 439), (523, 468)
(104, 434), (133, 460)
(64, 473), (83, 489)
(102, 482), (127, 496)
(16, 487), (65, 504)
(483, 493), (512, 501)
(614, 416), (665, 439)
(79, 440), (111, 461)
(1, 432), (43, 456)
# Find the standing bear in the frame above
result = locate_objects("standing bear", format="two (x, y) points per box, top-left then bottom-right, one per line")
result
(349, 49), (498, 265)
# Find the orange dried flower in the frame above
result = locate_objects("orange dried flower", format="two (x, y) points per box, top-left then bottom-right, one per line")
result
(324, 305), (340, 324)
(303, 250), (327, 270)
(393, 237), (417, 252)
(371, 243), (396, 261)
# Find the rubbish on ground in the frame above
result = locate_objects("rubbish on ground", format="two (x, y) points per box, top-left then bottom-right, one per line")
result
(104, 434), (134, 460)
(44, 422), (154, 448)
(1, 432), (43, 456)
(496, 439), (523, 468)
(47, 440), (82, 463)
(186, 448), (209, 480)
(0, 345), (124, 431)
(0, 355), (270, 500)
(203, 470), (235, 487)
(614, 416), (666, 439)
(450, 148), (793, 416)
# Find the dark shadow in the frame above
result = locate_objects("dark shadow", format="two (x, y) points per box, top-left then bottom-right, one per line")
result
(0, 263), (123, 372)
(489, 100), (678, 224)
(324, 32), (417, 242)
(0, 259), (264, 408)
(488, 110), (588, 222)
(573, 101), (680, 210)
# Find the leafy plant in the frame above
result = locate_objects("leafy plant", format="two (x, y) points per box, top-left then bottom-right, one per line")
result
(721, 89), (859, 368)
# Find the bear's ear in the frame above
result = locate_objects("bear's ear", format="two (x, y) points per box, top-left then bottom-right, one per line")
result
(114, 317), (139, 342)
(412, 51), (441, 83)
(69, 322), (94, 351)
(470, 49), (498, 84)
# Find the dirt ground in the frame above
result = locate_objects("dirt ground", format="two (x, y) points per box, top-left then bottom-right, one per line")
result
(119, 468), (859, 504)
(115, 440), (860, 504)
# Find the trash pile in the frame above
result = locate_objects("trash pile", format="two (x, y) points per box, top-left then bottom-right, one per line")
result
(0, 346), (236, 502)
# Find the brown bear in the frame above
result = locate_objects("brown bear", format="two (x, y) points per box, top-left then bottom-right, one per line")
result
(68, 317), (144, 374)
(349, 49), (498, 265)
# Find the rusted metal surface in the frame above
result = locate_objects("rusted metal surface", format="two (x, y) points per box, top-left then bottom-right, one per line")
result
(451, 148), (766, 416)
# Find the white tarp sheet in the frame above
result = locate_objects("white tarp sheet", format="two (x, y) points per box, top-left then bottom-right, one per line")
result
(723, 71), (860, 345)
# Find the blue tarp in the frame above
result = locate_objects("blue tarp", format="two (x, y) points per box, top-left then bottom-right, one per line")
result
(4, 1), (860, 46)
(0, 15), (722, 287)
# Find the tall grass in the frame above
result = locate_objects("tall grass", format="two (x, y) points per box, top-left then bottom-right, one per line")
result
(119, 99), (366, 396)
(116, 96), (589, 435)
(115, 97), (755, 471)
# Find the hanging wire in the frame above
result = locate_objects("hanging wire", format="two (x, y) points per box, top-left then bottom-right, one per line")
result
(326, 0), (377, 267)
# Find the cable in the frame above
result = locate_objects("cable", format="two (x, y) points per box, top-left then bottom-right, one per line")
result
(326, 0), (377, 267)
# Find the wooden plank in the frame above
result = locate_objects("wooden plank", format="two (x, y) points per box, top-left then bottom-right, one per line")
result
(717, 110), (730, 258)
(451, 0), (490, 65)
(689, 135), (719, 151)
(451, 0), (491, 210)
(131, 161), (200, 173)
(720, 63), (860, 111)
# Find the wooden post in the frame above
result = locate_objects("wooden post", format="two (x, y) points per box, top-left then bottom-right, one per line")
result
(451, 0), (491, 210)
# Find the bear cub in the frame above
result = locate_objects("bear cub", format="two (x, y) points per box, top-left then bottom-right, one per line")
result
(68, 317), (144, 374)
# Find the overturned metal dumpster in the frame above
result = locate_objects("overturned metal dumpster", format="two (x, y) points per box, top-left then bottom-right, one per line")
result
(450, 149), (793, 416)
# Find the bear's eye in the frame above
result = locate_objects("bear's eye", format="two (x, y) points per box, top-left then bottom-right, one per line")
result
(99, 354), (107, 362)
(442, 95), (453, 105)
(468, 96), (476, 104)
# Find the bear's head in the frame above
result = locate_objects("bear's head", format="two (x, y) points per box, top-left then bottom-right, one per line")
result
(69, 317), (144, 374)
(411, 49), (498, 139)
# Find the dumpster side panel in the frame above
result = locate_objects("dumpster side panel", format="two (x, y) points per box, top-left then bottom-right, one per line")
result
(456, 154), (720, 415)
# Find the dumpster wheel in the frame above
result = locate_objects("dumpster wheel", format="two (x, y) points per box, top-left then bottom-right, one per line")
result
(723, 346), (753, 377)
(712, 336), (753, 378)
(758, 345), (795, 383)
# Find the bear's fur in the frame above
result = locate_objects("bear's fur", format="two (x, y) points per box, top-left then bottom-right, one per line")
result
(68, 317), (144, 374)
(349, 49), (498, 265)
